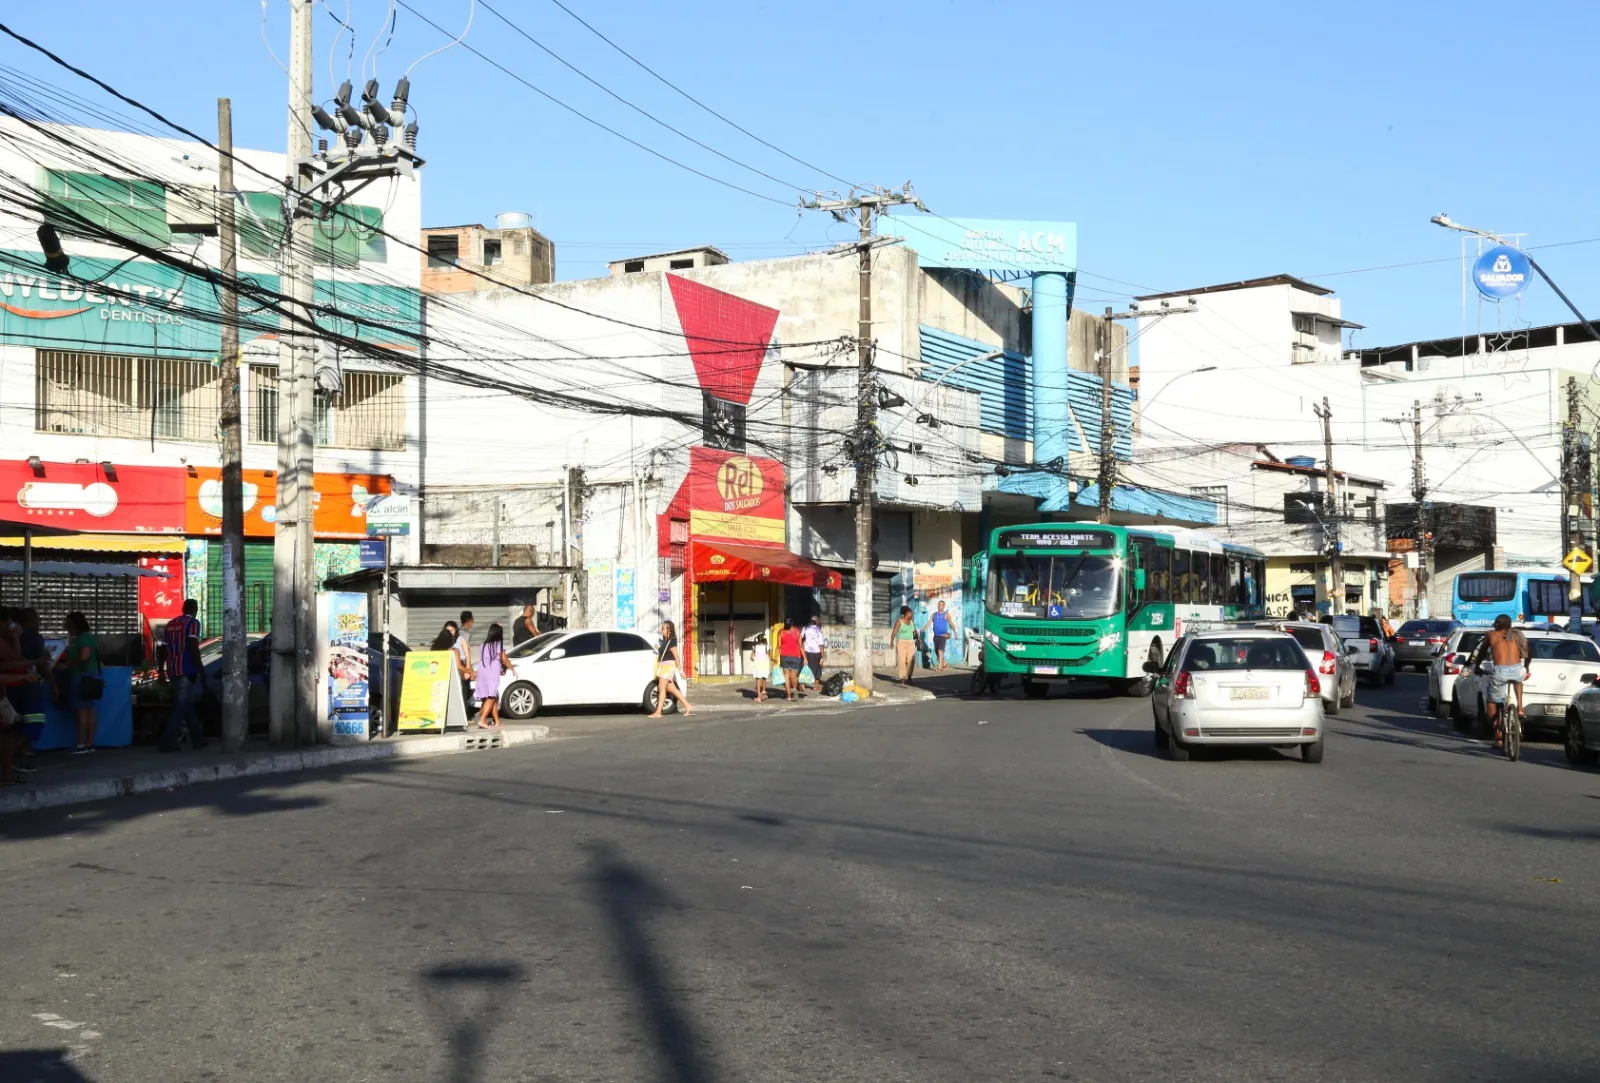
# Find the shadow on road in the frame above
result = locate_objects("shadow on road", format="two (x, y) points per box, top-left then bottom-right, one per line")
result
(1078, 727), (1160, 758)
(0, 1049), (96, 1080)
(589, 842), (719, 1083)
(420, 961), (525, 1083)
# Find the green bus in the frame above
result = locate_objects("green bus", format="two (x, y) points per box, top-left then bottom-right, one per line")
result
(977, 523), (1268, 697)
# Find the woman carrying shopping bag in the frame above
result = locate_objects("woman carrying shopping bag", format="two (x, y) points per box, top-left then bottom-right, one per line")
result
(648, 621), (692, 718)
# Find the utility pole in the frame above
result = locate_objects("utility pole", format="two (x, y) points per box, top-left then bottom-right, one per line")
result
(800, 185), (925, 692)
(567, 466), (586, 628)
(1097, 308), (1115, 524)
(1411, 401), (1428, 619)
(1313, 398), (1342, 614)
(269, 0), (422, 745)
(216, 97), (247, 754)
(1565, 376), (1583, 624)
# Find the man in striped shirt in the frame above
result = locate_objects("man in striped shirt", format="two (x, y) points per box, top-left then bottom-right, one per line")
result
(159, 600), (208, 751)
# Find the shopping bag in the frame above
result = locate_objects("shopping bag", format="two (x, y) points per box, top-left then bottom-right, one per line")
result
(769, 664), (784, 684)
(798, 665), (815, 684)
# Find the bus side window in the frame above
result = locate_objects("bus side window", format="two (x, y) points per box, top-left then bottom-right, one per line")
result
(1130, 539), (1152, 606)
(1152, 545), (1171, 602)
(1210, 554), (1227, 606)
(1173, 550), (1191, 604)
(1228, 556), (1244, 605)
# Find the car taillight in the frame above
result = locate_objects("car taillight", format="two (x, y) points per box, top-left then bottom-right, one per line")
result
(1305, 669), (1321, 698)
(1444, 659), (1461, 675)
(1369, 637), (1379, 651)
(1395, 637), (1408, 644)
(1319, 650), (1337, 675)
(1173, 671), (1194, 699)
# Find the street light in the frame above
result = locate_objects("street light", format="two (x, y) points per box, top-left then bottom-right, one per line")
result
(1123, 365), (1218, 441)
(1430, 213), (1600, 339)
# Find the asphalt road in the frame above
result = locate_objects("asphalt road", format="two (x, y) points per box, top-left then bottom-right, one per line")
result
(2, 671), (1598, 1083)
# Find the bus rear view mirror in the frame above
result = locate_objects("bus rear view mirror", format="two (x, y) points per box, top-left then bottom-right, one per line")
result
(1135, 569), (1146, 591)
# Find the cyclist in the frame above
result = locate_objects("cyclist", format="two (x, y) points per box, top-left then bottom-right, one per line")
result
(1483, 614), (1531, 748)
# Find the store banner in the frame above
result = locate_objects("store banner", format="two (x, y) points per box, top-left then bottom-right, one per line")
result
(184, 468), (390, 539)
(137, 555), (184, 622)
(318, 592), (370, 740)
(0, 460), (185, 533)
(396, 650), (466, 732)
(615, 566), (636, 630)
(686, 446), (786, 546)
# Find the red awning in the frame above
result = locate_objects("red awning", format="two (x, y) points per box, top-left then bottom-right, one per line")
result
(689, 540), (842, 590)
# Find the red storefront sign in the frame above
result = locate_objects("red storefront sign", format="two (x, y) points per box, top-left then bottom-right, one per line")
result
(684, 446), (786, 546)
(138, 555), (185, 621)
(0, 460), (184, 533)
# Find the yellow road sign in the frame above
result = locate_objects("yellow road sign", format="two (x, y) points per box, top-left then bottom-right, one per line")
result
(1563, 547), (1593, 575)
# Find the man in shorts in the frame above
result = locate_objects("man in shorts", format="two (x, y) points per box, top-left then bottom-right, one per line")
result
(1484, 614), (1531, 747)
(921, 600), (957, 671)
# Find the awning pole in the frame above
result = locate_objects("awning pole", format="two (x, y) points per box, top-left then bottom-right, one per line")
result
(21, 527), (32, 607)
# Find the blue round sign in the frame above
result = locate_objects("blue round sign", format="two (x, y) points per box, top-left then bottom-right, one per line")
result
(1473, 245), (1532, 301)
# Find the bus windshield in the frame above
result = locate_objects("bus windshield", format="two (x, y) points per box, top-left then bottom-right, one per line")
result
(987, 553), (1121, 620)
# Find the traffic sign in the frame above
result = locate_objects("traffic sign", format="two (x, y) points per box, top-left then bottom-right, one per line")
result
(1563, 547), (1592, 575)
(359, 539), (387, 570)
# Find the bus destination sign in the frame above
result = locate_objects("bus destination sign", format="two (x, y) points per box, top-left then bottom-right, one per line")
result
(997, 529), (1116, 551)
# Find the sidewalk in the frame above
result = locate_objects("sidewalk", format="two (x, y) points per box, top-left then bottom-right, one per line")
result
(0, 721), (550, 816)
(684, 671), (938, 711)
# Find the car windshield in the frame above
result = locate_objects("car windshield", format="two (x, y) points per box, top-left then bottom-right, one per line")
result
(1330, 615), (1360, 637)
(987, 553), (1120, 620)
(507, 631), (564, 659)
(1184, 637), (1306, 671)
(1398, 620), (1455, 637)
(1530, 638), (1600, 662)
(1284, 627), (1325, 650)
(1458, 573), (1517, 603)
(1454, 631), (1484, 654)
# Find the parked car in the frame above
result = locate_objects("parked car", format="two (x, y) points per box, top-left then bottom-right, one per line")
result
(1148, 629), (1326, 764)
(1564, 670), (1600, 767)
(1453, 629), (1600, 737)
(196, 632), (408, 734)
(1426, 628), (1485, 719)
(1329, 614), (1396, 686)
(1392, 618), (1462, 671)
(499, 628), (667, 719)
(1256, 620), (1356, 714)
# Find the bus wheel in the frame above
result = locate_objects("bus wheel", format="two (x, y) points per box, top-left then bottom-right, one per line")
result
(1022, 678), (1048, 699)
(1122, 642), (1162, 697)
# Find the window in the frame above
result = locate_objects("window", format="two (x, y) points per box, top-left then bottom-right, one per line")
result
(1210, 554), (1227, 606)
(623, 260), (645, 273)
(41, 169), (170, 248)
(426, 233), (460, 269)
(508, 631), (562, 659)
(482, 239), (501, 266)
(1183, 636), (1307, 671)
(1150, 544), (1171, 602)
(1293, 313), (1316, 335)
(559, 632), (605, 658)
(1192, 485), (1229, 526)
(35, 349), (220, 442)
(239, 192), (388, 266)
(1228, 556), (1244, 605)
(1172, 549), (1191, 604)
(606, 633), (651, 654)
(1457, 573), (1516, 603)
(986, 554), (1122, 620)
(1130, 538), (1155, 607)
(250, 365), (405, 450)
(669, 258), (695, 270)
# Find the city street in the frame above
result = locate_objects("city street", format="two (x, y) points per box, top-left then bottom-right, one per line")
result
(2, 672), (1598, 1083)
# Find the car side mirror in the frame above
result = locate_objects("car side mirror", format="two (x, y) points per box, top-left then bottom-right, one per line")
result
(1142, 660), (1159, 674)
(1583, 673), (1599, 686)
(547, 648), (567, 660)
(1346, 643), (1359, 654)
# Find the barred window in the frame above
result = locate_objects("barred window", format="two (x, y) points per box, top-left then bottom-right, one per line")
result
(1191, 485), (1229, 527)
(35, 349), (220, 442)
(250, 365), (405, 451)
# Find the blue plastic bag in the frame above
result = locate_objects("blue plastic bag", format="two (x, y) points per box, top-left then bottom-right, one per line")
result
(769, 664), (784, 684)
(798, 665), (815, 685)
(840, 690), (860, 704)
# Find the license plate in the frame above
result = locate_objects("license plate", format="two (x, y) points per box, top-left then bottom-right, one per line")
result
(1032, 666), (1059, 676)
(1229, 686), (1269, 701)
(1546, 704), (1567, 716)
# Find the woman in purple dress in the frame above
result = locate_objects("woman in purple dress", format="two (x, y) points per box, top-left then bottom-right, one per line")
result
(475, 623), (509, 728)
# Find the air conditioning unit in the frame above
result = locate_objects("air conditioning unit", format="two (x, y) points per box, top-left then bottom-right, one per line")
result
(166, 184), (218, 235)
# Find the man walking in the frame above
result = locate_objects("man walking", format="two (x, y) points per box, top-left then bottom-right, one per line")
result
(1483, 614), (1531, 747)
(921, 600), (957, 671)
(159, 600), (208, 751)
(512, 604), (538, 647)
(454, 611), (476, 715)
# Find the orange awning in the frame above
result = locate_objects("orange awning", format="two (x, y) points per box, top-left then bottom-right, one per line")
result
(689, 540), (842, 590)
(0, 533), (187, 554)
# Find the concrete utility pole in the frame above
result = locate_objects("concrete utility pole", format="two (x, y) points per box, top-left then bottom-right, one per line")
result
(1313, 398), (1341, 613)
(567, 465), (586, 628)
(1411, 401), (1428, 619)
(216, 97), (248, 754)
(269, 0), (317, 747)
(1097, 308), (1116, 525)
(800, 185), (925, 692)
(1566, 376), (1583, 621)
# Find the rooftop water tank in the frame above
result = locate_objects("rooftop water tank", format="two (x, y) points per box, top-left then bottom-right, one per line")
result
(1285, 455), (1317, 469)
(495, 211), (533, 230)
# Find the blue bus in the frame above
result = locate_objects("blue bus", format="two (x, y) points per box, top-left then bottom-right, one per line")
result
(1453, 568), (1595, 627)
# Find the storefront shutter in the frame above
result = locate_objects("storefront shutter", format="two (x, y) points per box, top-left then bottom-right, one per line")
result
(205, 541), (275, 635)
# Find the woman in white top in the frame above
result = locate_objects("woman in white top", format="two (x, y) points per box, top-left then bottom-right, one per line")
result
(751, 635), (770, 703)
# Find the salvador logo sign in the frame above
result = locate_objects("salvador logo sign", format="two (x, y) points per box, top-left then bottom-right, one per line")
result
(1472, 245), (1532, 302)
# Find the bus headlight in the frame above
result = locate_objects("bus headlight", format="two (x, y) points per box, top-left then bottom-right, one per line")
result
(1098, 631), (1122, 653)
(985, 629), (1000, 646)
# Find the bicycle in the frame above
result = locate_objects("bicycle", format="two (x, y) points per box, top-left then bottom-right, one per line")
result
(1502, 696), (1522, 762)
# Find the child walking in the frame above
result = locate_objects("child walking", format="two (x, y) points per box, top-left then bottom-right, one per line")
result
(751, 634), (770, 703)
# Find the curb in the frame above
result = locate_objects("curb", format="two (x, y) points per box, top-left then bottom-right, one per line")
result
(685, 685), (936, 713)
(1, 726), (551, 817)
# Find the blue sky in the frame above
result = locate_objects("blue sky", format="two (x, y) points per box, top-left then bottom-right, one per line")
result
(4, 0), (1598, 347)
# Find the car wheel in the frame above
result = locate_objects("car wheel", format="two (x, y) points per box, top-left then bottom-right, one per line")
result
(1341, 680), (1356, 709)
(501, 682), (541, 720)
(643, 680), (680, 716)
(1477, 698), (1491, 740)
(1165, 728), (1191, 762)
(1152, 710), (1169, 749)
(1022, 678), (1048, 699)
(1426, 694), (1437, 714)
(1383, 662), (1396, 686)
(1566, 712), (1599, 767)
(1450, 696), (1468, 732)
(1325, 692), (1340, 716)
(1301, 735), (1325, 764)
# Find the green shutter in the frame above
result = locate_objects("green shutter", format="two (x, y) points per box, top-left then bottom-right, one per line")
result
(205, 541), (276, 635)
(40, 169), (171, 248)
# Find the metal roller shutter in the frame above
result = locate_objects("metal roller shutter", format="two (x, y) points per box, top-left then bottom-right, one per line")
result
(205, 541), (275, 635)
(403, 594), (514, 651)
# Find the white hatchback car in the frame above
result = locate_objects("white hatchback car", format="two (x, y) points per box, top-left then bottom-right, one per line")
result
(1425, 628), (1485, 720)
(1452, 629), (1600, 737)
(499, 629), (669, 719)
(1150, 629), (1326, 764)
(1256, 620), (1356, 715)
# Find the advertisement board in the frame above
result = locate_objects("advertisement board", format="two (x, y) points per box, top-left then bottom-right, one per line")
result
(687, 446), (786, 546)
(184, 468), (390, 539)
(396, 650), (466, 732)
(318, 592), (370, 740)
(877, 216), (1077, 274)
(1472, 245), (1533, 302)
(0, 460), (185, 533)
